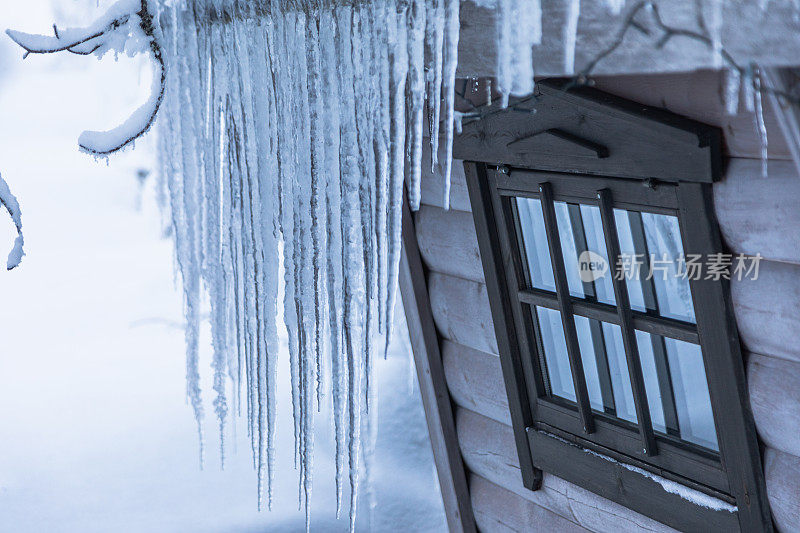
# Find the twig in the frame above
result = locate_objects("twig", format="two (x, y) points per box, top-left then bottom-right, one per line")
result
(572, 0), (800, 108)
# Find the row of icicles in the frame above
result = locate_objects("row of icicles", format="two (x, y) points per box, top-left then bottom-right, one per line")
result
(152, 0), (460, 530)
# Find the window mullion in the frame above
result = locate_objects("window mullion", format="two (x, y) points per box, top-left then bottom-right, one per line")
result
(567, 203), (617, 416)
(597, 189), (658, 457)
(627, 211), (681, 437)
(538, 182), (595, 434)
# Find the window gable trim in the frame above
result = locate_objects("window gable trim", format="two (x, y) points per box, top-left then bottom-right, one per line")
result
(453, 80), (723, 184)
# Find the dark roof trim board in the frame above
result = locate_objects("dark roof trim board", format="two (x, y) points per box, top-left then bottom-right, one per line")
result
(453, 80), (723, 183)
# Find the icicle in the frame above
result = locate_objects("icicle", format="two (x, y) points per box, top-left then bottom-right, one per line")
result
(334, 6), (366, 530)
(753, 67), (769, 179)
(564, 0), (581, 74)
(440, 0), (460, 211)
(724, 68), (741, 116)
(510, 0), (539, 96)
(495, 0), (513, 106)
(384, 3), (409, 361)
(425, 0), (445, 171)
(407, 0), (427, 210)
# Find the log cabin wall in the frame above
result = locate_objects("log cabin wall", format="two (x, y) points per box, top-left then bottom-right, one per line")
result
(410, 70), (800, 531)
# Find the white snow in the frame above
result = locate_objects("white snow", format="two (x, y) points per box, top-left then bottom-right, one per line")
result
(5, 0), (147, 59)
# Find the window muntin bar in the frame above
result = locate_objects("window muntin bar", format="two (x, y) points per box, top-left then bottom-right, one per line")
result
(516, 288), (700, 344)
(598, 188), (658, 456)
(539, 182), (595, 433)
(566, 204), (617, 414)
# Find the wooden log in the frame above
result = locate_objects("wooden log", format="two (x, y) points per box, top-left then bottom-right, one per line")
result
(442, 340), (510, 425)
(732, 260), (800, 364)
(420, 140), (471, 212)
(714, 159), (800, 266)
(591, 71), (791, 160)
(749, 353), (800, 457)
(469, 474), (589, 532)
(417, 211), (482, 282)
(456, 0), (800, 78)
(456, 408), (679, 532)
(416, 206), (483, 282)
(428, 272), (498, 354)
(763, 447), (800, 533)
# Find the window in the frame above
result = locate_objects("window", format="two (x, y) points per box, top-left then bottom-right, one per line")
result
(458, 81), (772, 532)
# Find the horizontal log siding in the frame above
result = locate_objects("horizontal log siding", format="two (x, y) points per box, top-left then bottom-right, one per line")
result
(455, 1), (800, 79)
(470, 475), (591, 532)
(457, 408), (679, 532)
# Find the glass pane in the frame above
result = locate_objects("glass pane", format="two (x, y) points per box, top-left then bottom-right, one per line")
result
(573, 315), (606, 412)
(665, 338), (719, 451)
(573, 316), (636, 421)
(515, 198), (555, 292)
(554, 202), (615, 305)
(635, 330), (668, 434)
(636, 331), (718, 451)
(600, 322), (638, 424)
(642, 213), (695, 323)
(614, 210), (695, 323)
(534, 307), (574, 402)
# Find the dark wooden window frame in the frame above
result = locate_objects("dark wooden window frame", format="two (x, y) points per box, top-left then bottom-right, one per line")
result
(459, 81), (772, 532)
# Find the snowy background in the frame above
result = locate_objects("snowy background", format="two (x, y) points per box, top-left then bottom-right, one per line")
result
(0, 1), (445, 531)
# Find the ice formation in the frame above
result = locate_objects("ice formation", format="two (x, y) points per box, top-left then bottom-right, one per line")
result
(0, 173), (24, 270)
(148, 0), (461, 528)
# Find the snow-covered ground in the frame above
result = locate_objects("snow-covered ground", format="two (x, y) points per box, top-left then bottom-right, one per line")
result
(0, 2), (446, 531)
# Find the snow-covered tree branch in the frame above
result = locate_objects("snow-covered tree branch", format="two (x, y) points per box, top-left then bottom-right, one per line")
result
(0, 173), (24, 270)
(5, 0), (164, 156)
